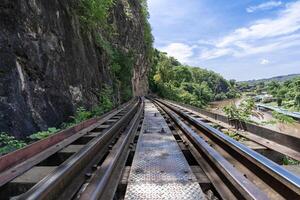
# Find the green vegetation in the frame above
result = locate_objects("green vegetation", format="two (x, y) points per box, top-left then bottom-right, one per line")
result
(78, 0), (154, 102)
(222, 98), (256, 129)
(111, 51), (134, 102)
(0, 85), (114, 155)
(29, 128), (61, 140)
(0, 0), (154, 156)
(240, 77), (300, 112)
(73, 107), (93, 124)
(95, 35), (135, 102)
(272, 111), (296, 124)
(78, 0), (116, 29)
(95, 34), (114, 57)
(140, 0), (154, 57)
(0, 133), (27, 155)
(283, 156), (300, 165)
(93, 85), (114, 115)
(1, 85), (115, 155)
(223, 130), (246, 142)
(149, 51), (239, 108)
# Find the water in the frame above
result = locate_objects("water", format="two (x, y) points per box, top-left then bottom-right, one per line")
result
(207, 99), (300, 138)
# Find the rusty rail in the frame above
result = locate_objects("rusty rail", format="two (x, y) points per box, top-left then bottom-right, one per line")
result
(78, 100), (144, 200)
(15, 100), (140, 200)
(0, 100), (134, 188)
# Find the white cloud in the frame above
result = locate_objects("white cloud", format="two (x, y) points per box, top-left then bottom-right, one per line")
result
(246, 1), (282, 13)
(160, 43), (194, 63)
(200, 48), (233, 60)
(200, 1), (300, 60)
(260, 59), (270, 65)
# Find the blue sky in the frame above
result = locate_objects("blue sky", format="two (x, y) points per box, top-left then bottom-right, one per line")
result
(148, 0), (300, 81)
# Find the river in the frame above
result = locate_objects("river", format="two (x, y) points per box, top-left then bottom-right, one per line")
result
(207, 98), (300, 138)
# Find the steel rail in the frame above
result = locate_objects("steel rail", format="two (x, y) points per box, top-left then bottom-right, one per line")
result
(0, 99), (134, 187)
(15, 100), (140, 200)
(166, 99), (300, 157)
(78, 100), (144, 200)
(155, 98), (300, 199)
(153, 99), (268, 200)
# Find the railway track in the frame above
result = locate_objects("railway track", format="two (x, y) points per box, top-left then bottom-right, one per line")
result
(0, 98), (143, 199)
(0, 97), (299, 199)
(166, 100), (300, 162)
(153, 98), (300, 199)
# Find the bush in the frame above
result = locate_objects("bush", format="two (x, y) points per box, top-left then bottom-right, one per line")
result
(73, 107), (93, 124)
(78, 0), (116, 29)
(215, 92), (227, 101)
(93, 86), (114, 116)
(29, 128), (60, 140)
(223, 98), (256, 130)
(283, 156), (300, 165)
(0, 133), (27, 155)
(272, 111), (296, 124)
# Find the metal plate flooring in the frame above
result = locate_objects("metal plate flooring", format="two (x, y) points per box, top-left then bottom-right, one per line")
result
(125, 100), (205, 200)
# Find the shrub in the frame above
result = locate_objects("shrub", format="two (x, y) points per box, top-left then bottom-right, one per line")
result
(93, 85), (114, 116)
(283, 156), (300, 165)
(78, 0), (116, 29)
(272, 111), (296, 124)
(29, 127), (60, 140)
(0, 133), (27, 155)
(73, 107), (93, 124)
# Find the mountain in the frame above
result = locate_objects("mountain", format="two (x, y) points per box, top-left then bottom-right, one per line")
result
(240, 74), (300, 84)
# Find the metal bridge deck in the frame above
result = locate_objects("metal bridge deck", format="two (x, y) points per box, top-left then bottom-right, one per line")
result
(125, 100), (205, 200)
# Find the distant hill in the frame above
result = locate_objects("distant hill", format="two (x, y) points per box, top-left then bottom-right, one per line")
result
(240, 74), (300, 84)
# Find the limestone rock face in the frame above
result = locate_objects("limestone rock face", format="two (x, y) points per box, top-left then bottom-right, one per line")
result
(0, 0), (149, 137)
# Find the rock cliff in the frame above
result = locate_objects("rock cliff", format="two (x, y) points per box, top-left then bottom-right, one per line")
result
(0, 0), (150, 137)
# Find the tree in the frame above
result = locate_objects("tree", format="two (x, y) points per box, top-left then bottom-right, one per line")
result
(223, 98), (256, 130)
(149, 50), (239, 107)
(229, 79), (236, 87)
(295, 93), (300, 107)
(276, 88), (287, 107)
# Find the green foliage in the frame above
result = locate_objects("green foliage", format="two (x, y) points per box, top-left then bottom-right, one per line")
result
(223, 98), (256, 129)
(79, 0), (153, 102)
(29, 128), (60, 140)
(150, 50), (239, 108)
(223, 104), (241, 121)
(0, 133), (27, 155)
(283, 156), (300, 165)
(95, 33), (135, 102)
(295, 93), (300, 107)
(272, 111), (296, 124)
(139, 0), (154, 57)
(223, 130), (245, 141)
(256, 77), (300, 111)
(215, 92), (227, 101)
(73, 107), (93, 124)
(95, 34), (114, 57)
(78, 0), (116, 29)
(111, 51), (134, 101)
(93, 85), (114, 116)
